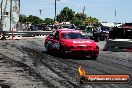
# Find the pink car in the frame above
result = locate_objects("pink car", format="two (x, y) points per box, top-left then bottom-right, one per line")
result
(44, 29), (99, 59)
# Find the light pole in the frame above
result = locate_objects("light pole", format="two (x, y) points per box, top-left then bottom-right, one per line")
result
(54, 0), (57, 22)
(114, 9), (117, 27)
(39, 9), (42, 15)
(0, 0), (3, 31)
(10, 0), (12, 31)
(19, 0), (20, 17)
(82, 6), (85, 25)
(54, 0), (60, 22)
(0, 0), (6, 40)
(0, 0), (2, 35)
(1, 0), (3, 21)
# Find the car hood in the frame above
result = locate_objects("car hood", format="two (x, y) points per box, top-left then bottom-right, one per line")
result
(61, 39), (97, 46)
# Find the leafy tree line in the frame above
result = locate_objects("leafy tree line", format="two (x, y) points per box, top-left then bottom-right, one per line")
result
(19, 7), (99, 26)
(19, 15), (54, 25)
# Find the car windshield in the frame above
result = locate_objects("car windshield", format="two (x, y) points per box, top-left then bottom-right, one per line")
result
(61, 32), (88, 39)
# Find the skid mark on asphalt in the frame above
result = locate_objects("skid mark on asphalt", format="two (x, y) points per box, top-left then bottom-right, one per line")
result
(0, 54), (49, 88)
(20, 47), (78, 88)
(96, 55), (132, 73)
(1, 40), (77, 88)
(51, 58), (119, 88)
(99, 51), (132, 68)
(1, 39), (131, 88)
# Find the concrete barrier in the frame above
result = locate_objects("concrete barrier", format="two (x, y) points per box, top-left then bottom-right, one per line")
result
(103, 39), (132, 52)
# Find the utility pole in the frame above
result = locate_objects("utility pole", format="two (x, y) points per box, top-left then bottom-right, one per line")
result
(39, 9), (42, 15)
(54, 0), (60, 22)
(0, 0), (3, 39)
(19, 0), (20, 19)
(1, 0), (3, 21)
(115, 10), (116, 18)
(114, 9), (117, 26)
(82, 6), (85, 25)
(0, 0), (3, 32)
(10, 0), (12, 31)
(54, 0), (56, 22)
(0, 0), (6, 40)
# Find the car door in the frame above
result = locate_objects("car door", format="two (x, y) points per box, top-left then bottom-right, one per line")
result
(45, 32), (55, 50)
(46, 31), (60, 51)
(50, 31), (60, 51)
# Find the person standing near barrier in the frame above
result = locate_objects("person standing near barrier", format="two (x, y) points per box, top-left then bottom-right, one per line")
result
(21, 23), (26, 31)
(27, 22), (32, 31)
(1, 31), (6, 40)
(54, 21), (60, 30)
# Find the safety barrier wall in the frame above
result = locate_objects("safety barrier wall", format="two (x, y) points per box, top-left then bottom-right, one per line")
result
(0, 31), (52, 40)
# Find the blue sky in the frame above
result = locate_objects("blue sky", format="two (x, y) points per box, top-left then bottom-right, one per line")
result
(21, 0), (132, 23)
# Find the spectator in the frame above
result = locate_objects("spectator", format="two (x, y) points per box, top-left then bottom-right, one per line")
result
(27, 22), (32, 31)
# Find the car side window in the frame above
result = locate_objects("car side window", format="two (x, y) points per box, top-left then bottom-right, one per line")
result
(48, 34), (54, 38)
(54, 31), (59, 40)
(48, 31), (59, 40)
(48, 31), (56, 38)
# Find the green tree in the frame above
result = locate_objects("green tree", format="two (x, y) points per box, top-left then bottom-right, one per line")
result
(27, 15), (44, 24)
(75, 13), (87, 20)
(73, 13), (87, 25)
(19, 15), (44, 24)
(71, 17), (82, 26)
(19, 14), (27, 23)
(19, 7), (99, 27)
(56, 7), (75, 22)
(84, 16), (99, 26)
(44, 18), (54, 25)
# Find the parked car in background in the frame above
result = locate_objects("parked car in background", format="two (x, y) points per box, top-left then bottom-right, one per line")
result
(44, 29), (99, 59)
(76, 25), (86, 31)
(35, 23), (47, 31)
(80, 26), (110, 42)
(60, 24), (76, 29)
(45, 25), (54, 31)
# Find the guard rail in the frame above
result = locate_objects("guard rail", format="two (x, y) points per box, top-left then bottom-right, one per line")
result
(0, 31), (52, 40)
